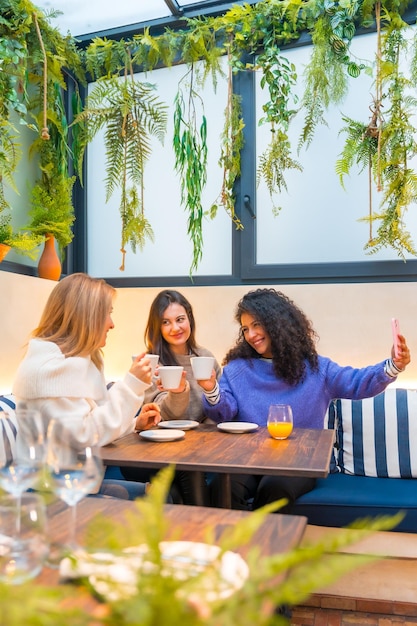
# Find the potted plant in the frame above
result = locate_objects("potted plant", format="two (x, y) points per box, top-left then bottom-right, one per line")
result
(26, 173), (75, 280)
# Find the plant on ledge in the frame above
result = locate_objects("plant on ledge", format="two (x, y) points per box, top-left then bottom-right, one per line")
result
(0, 210), (42, 261)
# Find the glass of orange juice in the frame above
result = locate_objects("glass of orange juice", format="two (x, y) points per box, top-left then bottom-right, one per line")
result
(267, 404), (293, 440)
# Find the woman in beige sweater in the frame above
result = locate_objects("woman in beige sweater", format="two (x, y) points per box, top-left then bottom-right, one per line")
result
(121, 290), (221, 504)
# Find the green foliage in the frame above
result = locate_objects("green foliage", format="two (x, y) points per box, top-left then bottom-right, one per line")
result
(257, 130), (303, 213)
(3, 0), (417, 270)
(0, 466), (403, 626)
(337, 21), (417, 258)
(173, 69), (208, 275)
(28, 175), (75, 251)
(73, 74), (167, 269)
(0, 210), (42, 259)
(211, 92), (245, 228)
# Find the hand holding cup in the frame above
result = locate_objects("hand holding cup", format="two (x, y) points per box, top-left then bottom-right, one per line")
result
(130, 352), (153, 385)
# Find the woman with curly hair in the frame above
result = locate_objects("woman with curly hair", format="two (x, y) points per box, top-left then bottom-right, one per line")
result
(200, 288), (410, 511)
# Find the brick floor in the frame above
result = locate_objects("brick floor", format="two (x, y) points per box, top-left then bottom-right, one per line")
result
(291, 607), (417, 626)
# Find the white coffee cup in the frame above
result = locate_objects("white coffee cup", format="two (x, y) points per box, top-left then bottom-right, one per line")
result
(132, 354), (159, 376)
(190, 356), (215, 380)
(158, 366), (184, 389)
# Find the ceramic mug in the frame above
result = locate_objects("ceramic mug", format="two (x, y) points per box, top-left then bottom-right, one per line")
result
(131, 354), (159, 376)
(158, 366), (184, 389)
(190, 356), (215, 380)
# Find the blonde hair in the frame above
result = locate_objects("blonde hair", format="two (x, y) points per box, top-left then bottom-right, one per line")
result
(33, 273), (116, 369)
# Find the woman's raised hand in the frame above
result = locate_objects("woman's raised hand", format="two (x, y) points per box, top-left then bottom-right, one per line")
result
(130, 353), (153, 385)
(392, 335), (411, 372)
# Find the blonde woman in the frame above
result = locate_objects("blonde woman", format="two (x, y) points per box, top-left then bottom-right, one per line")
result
(13, 273), (160, 498)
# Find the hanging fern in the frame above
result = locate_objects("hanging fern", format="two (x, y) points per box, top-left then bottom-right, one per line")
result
(337, 15), (417, 258)
(257, 129), (302, 214)
(73, 74), (167, 268)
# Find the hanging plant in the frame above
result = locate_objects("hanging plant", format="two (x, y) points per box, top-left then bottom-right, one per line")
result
(336, 2), (417, 258)
(73, 48), (168, 270)
(210, 45), (244, 229)
(173, 65), (208, 274)
(255, 33), (302, 211)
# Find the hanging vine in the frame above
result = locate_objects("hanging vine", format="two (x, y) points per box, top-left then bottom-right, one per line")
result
(173, 65), (208, 274)
(210, 45), (244, 228)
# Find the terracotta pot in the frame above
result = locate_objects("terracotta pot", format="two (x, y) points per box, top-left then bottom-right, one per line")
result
(38, 234), (61, 281)
(0, 243), (11, 263)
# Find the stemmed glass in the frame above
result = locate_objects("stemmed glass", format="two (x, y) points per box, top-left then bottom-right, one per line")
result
(0, 492), (49, 584)
(46, 418), (104, 551)
(0, 408), (45, 533)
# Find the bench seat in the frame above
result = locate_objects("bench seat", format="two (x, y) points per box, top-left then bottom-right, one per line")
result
(292, 472), (417, 532)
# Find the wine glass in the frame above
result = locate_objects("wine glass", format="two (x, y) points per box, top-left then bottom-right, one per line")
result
(0, 492), (49, 584)
(46, 418), (104, 552)
(0, 408), (45, 533)
(267, 405), (293, 440)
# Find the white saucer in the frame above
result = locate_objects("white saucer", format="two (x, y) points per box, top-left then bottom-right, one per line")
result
(139, 429), (185, 442)
(217, 422), (259, 434)
(158, 420), (199, 431)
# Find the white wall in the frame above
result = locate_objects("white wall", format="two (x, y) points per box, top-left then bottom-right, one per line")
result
(1, 271), (416, 394)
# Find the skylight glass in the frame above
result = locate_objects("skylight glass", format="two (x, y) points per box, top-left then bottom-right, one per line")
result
(34, 0), (226, 37)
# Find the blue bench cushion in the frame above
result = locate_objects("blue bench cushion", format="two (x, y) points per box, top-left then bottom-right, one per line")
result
(332, 388), (417, 478)
(292, 473), (417, 532)
(0, 395), (17, 465)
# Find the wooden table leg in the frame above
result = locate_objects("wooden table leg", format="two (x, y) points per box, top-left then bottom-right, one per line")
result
(219, 473), (231, 508)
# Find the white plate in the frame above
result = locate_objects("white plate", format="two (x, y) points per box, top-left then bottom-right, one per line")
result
(217, 421), (259, 434)
(158, 420), (199, 430)
(139, 429), (185, 442)
(60, 540), (249, 603)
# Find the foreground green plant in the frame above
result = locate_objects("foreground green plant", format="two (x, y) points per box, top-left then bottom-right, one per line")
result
(0, 466), (403, 626)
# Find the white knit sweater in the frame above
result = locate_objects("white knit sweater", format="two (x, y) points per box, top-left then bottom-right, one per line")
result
(13, 339), (149, 447)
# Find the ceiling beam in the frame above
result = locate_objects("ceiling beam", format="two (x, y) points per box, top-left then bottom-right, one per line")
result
(164, 0), (183, 17)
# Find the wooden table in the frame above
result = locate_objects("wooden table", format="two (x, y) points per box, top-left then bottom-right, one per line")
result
(39, 498), (308, 593)
(101, 423), (335, 508)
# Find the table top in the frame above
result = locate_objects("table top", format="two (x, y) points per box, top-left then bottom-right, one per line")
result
(38, 498), (308, 597)
(101, 423), (335, 478)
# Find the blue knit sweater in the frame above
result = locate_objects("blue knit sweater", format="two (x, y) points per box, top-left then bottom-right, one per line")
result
(202, 356), (394, 429)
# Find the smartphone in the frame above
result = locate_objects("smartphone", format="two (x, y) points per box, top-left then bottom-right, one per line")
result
(391, 318), (400, 359)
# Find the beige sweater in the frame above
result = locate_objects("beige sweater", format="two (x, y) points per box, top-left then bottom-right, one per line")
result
(144, 346), (221, 422)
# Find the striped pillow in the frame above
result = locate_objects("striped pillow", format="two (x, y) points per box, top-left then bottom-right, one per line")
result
(0, 395), (17, 465)
(335, 388), (417, 478)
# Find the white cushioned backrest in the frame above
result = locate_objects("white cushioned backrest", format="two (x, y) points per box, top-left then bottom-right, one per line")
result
(0, 395), (17, 465)
(336, 388), (417, 477)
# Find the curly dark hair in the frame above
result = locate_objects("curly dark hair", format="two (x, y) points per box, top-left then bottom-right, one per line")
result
(224, 288), (319, 385)
(144, 290), (199, 366)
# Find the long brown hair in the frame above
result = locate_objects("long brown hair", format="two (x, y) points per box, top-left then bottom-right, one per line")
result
(145, 290), (198, 365)
(33, 273), (115, 369)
